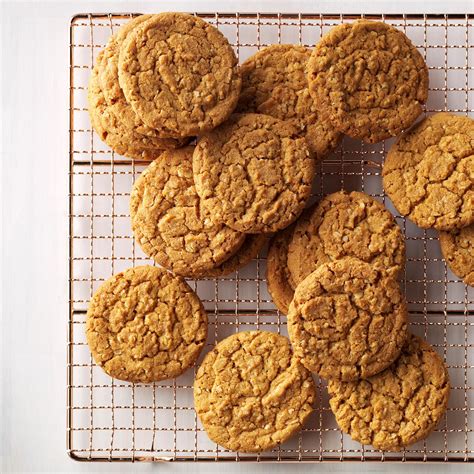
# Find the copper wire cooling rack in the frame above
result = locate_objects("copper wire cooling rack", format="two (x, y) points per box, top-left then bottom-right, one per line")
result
(68, 12), (474, 462)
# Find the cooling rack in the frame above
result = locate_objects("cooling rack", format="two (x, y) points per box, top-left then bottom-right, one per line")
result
(68, 12), (474, 462)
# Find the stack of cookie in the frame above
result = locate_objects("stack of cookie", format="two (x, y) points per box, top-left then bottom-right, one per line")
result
(84, 12), (465, 455)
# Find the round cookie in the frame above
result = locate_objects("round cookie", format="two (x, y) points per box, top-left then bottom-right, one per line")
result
(86, 265), (208, 383)
(266, 223), (298, 315)
(328, 334), (450, 451)
(439, 224), (474, 286)
(307, 20), (428, 143)
(383, 112), (474, 230)
(237, 45), (341, 158)
(287, 191), (405, 287)
(118, 12), (241, 137)
(193, 113), (315, 233)
(287, 257), (408, 381)
(130, 147), (245, 277)
(88, 55), (182, 160)
(192, 233), (269, 278)
(97, 15), (187, 147)
(194, 331), (316, 452)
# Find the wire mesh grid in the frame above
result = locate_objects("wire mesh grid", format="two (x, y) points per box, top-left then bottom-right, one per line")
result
(68, 12), (474, 462)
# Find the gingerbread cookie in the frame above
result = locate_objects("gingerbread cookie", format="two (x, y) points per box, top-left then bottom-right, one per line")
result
(383, 112), (474, 230)
(307, 20), (428, 143)
(194, 331), (315, 452)
(97, 15), (187, 149)
(130, 147), (245, 277)
(237, 44), (341, 158)
(287, 191), (405, 287)
(266, 223), (298, 315)
(288, 257), (408, 381)
(439, 224), (474, 286)
(88, 59), (181, 160)
(86, 265), (208, 383)
(328, 334), (450, 451)
(193, 113), (315, 233)
(118, 12), (241, 137)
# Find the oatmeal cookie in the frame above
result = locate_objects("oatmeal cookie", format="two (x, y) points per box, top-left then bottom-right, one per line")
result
(88, 58), (180, 160)
(130, 147), (245, 276)
(96, 15), (187, 147)
(287, 257), (408, 381)
(287, 191), (405, 287)
(439, 224), (474, 286)
(328, 334), (450, 451)
(383, 112), (474, 230)
(237, 44), (341, 158)
(266, 223), (299, 315)
(86, 265), (208, 383)
(193, 113), (315, 233)
(307, 20), (428, 143)
(194, 331), (316, 452)
(118, 12), (241, 137)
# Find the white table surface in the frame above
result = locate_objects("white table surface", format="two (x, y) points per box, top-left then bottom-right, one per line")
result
(2, 1), (474, 472)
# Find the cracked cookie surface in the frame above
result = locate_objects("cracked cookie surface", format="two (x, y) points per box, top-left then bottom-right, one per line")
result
(130, 147), (245, 277)
(88, 57), (181, 160)
(288, 257), (408, 381)
(194, 331), (316, 452)
(328, 334), (450, 451)
(439, 224), (474, 286)
(287, 191), (405, 287)
(307, 20), (428, 143)
(237, 45), (341, 158)
(86, 265), (207, 383)
(118, 12), (241, 137)
(266, 223), (299, 315)
(383, 112), (474, 230)
(96, 15), (187, 148)
(193, 113), (315, 233)
(191, 233), (269, 278)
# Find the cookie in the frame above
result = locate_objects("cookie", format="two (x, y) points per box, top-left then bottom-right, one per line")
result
(307, 20), (428, 143)
(192, 233), (269, 278)
(130, 147), (245, 277)
(287, 191), (405, 287)
(288, 257), (408, 381)
(194, 331), (316, 452)
(328, 334), (450, 451)
(383, 112), (474, 230)
(237, 45), (341, 158)
(97, 15), (187, 148)
(266, 223), (298, 315)
(439, 224), (474, 286)
(86, 265), (208, 383)
(193, 113), (315, 233)
(118, 12), (241, 137)
(88, 54), (183, 160)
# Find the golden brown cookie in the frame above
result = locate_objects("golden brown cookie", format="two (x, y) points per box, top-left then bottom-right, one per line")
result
(118, 12), (241, 138)
(193, 113), (315, 233)
(192, 233), (269, 278)
(307, 20), (428, 143)
(96, 15), (187, 148)
(266, 223), (298, 315)
(328, 334), (450, 451)
(237, 45), (341, 158)
(194, 331), (315, 452)
(88, 58), (179, 160)
(287, 191), (405, 287)
(383, 112), (474, 230)
(439, 224), (474, 286)
(86, 265), (208, 383)
(130, 147), (245, 277)
(288, 257), (408, 381)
